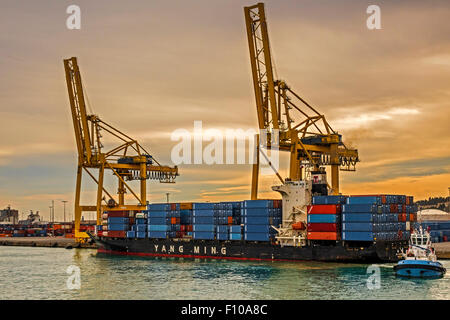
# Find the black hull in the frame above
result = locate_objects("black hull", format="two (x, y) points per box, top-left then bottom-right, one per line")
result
(94, 236), (407, 263)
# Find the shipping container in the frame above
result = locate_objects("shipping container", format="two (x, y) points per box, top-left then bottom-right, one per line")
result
(307, 204), (341, 214)
(307, 232), (340, 241)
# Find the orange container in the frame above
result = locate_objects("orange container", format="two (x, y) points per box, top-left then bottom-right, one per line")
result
(307, 232), (339, 241)
(180, 203), (193, 210)
(292, 222), (306, 230)
(227, 217), (233, 224)
(409, 214), (416, 222)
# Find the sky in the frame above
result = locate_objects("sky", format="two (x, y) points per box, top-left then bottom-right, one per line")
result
(0, 0), (449, 221)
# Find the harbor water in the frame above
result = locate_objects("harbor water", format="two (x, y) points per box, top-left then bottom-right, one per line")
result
(0, 246), (449, 300)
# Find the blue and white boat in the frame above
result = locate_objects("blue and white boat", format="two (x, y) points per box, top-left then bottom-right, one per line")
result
(394, 227), (446, 278)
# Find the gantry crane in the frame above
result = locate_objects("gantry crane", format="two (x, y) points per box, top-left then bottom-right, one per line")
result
(64, 57), (178, 242)
(244, 3), (359, 199)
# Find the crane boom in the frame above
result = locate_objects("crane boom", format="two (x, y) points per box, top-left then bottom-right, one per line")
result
(244, 3), (359, 198)
(64, 57), (179, 242)
(64, 58), (93, 164)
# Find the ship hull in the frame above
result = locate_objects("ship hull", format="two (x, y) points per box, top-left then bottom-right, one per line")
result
(94, 237), (407, 262)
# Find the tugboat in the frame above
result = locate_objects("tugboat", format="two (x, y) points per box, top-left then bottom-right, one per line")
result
(394, 227), (446, 278)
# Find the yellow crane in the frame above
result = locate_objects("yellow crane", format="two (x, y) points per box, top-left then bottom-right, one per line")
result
(63, 57), (178, 242)
(244, 3), (359, 199)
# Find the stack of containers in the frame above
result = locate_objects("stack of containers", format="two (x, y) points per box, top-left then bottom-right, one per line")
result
(242, 200), (281, 242)
(180, 203), (193, 237)
(420, 221), (450, 243)
(215, 202), (230, 240)
(341, 195), (412, 242)
(128, 212), (148, 239)
(147, 203), (180, 239)
(192, 203), (216, 240)
(307, 195), (347, 240)
(103, 211), (132, 238)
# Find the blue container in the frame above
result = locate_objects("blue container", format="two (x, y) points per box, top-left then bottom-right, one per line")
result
(230, 233), (242, 240)
(346, 196), (380, 205)
(136, 225), (147, 232)
(148, 224), (170, 232)
(243, 200), (274, 209)
(242, 208), (272, 216)
(136, 231), (146, 239)
(107, 223), (129, 231)
(342, 231), (375, 241)
(148, 211), (168, 218)
(342, 213), (376, 222)
(244, 232), (271, 241)
(342, 204), (379, 213)
(127, 231), (136, 238)
(244, 224), (271, 233)
(135, 218), (147, 224)
(148, 217), (169, 225)
(307, 214), (338, 223)
(97, 225), (103, 231)
(342, 222), (374, 232)
(148, 231), (167, 239)
(243, 216), (272, 225)
(217, 225), (229, 233)
(193, 216), (215, 224)
(217, 232), (229, 240)
(192, 209), (215, 217)
(193, 224), (215, 232)
(192, 203), (215, 210)
(107, 217), (129, 224)
(230, 225), (242, 233)
(312, 195), (348, 205)
(148, 203), (170, 211)
(193, 231), (215, 240)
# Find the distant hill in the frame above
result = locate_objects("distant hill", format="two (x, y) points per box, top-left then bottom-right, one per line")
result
(416, 196), (449, 213)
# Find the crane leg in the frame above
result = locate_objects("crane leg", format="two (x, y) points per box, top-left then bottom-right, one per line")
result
(140, 162), (147, 205)
(74, 165), (83, 240)
(96, 165), (104, 226)
(251, 134), (260, 200)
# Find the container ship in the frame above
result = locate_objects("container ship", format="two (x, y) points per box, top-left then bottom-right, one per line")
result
(92, 190), (417, 262)
(65, 3), (419, 262)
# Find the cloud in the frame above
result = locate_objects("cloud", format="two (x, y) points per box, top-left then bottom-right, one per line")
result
(0, 0), (449, 213)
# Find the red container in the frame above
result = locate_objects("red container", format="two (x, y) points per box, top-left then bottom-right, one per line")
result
(180, 225), (186, 232)
(106, 211), (129, 218)
(307, 223), (339, 232)
(390, 204), (398, 213)
(307, 204), (341, 214)
(106, 231), (126, 238)
(97, 231), (103, 237)
(307, 232), (340, 241)
(186, 225), (193, 232)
